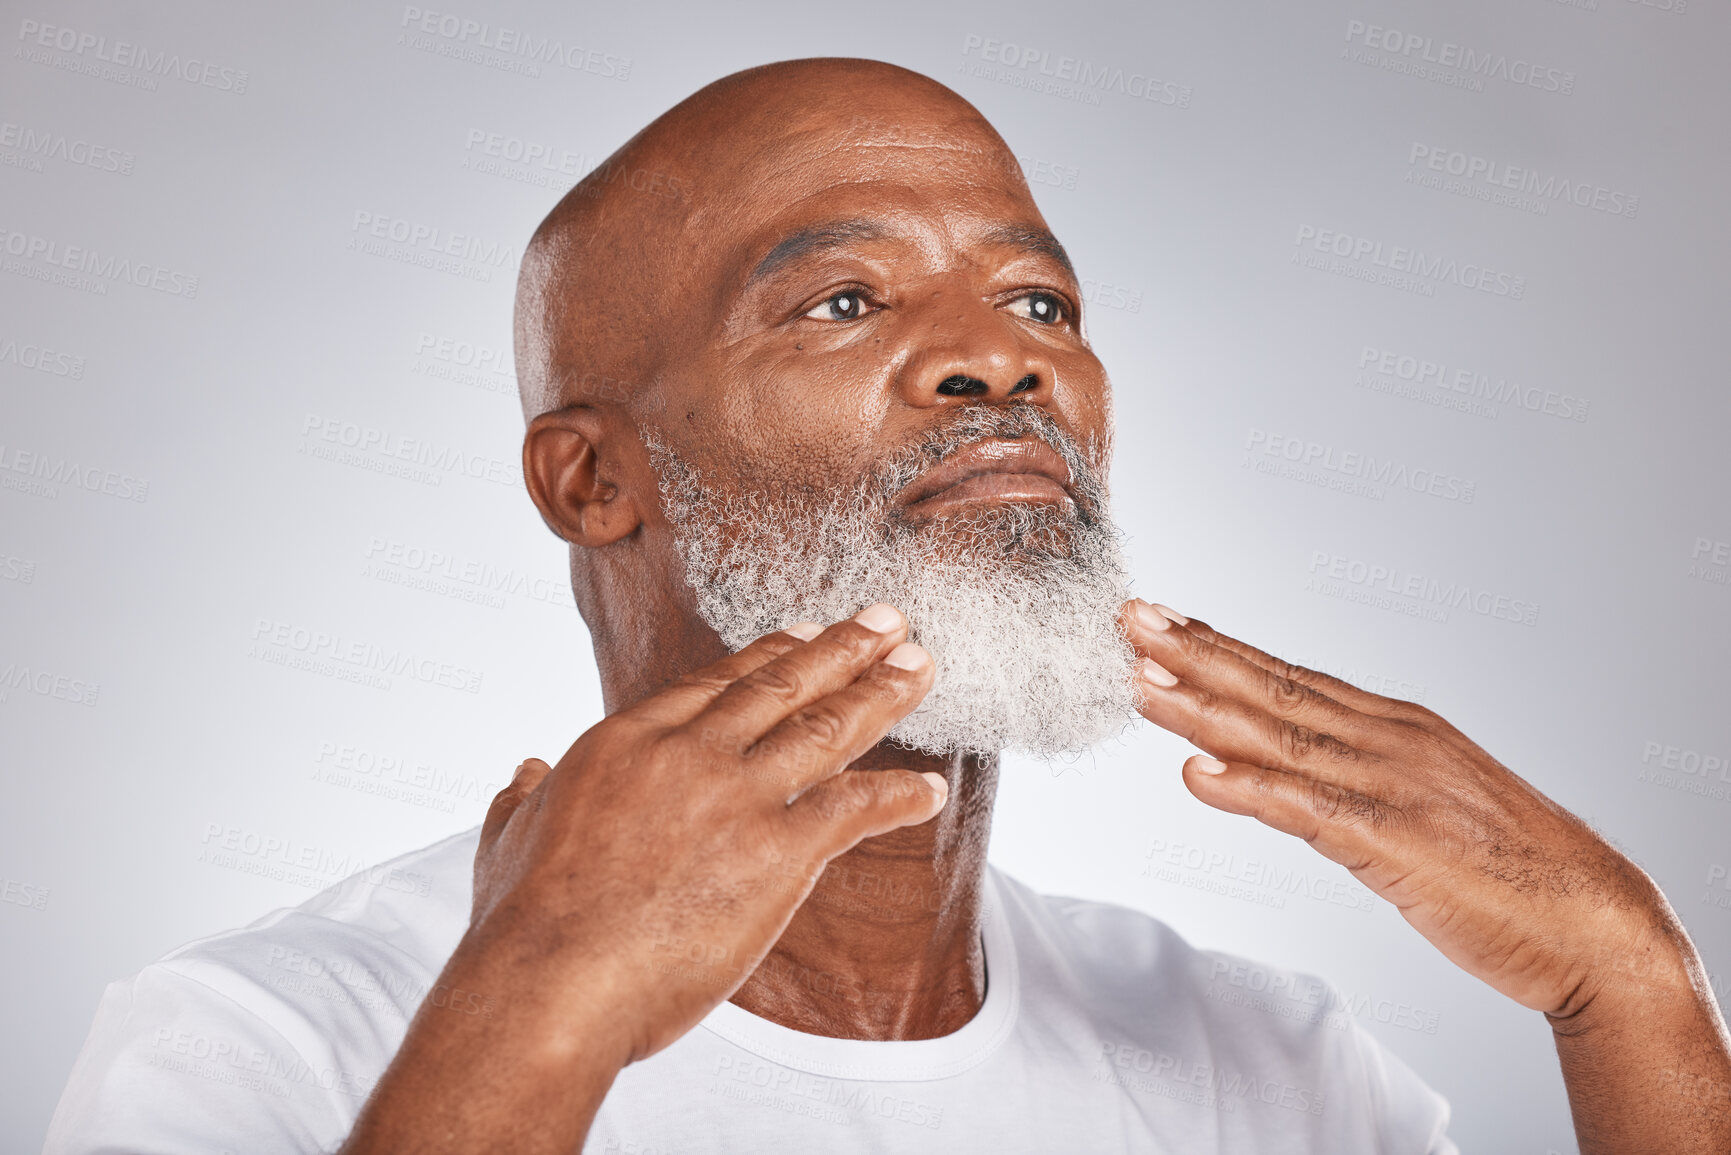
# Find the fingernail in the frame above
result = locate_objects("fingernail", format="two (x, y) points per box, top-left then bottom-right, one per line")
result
(511, 759), (536, 784)
(920, 771), (950, 802)
(882, 642), (930, 671)
(1137, 657), (1178, 687)
(1133, 600), (1171, 632)
(783, 622), (822, 641)
(1152, 603), (1189, 626)
(1192, 757), (1228, 775)
(854, 603), (904, 633)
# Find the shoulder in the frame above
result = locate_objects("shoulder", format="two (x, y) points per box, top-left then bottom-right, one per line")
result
(176, 824), (481, 974)
(991, 866), (1353, 1035)
(988, 866), (1455, 1153)
(43, 827), (481, 1154)
(151, 824), (481, 1040)
(990, 866), (1249, 1019)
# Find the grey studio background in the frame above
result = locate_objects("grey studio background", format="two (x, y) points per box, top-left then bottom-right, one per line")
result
(1, 0), (1726, 1150)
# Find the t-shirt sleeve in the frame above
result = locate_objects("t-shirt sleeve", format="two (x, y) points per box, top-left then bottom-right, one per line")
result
(1343, 1019), (1457, 1155)
(42, 965), (358, 1155)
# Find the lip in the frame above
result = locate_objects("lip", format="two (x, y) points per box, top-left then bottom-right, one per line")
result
(897, 437), (1077, 516)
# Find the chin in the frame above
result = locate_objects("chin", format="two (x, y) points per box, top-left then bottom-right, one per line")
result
(900, 500), (1088, 562)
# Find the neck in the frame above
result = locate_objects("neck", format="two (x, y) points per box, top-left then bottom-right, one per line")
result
(580, 544), (1001, 1040)
(729, 745), (999, 1041)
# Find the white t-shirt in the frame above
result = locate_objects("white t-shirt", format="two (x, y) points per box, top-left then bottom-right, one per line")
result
(45, 827), (1456, 1154)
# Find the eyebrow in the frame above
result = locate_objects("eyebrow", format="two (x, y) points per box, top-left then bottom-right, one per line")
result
(744, 218), (1076, 287)
(983, 223), (1075, 277)
(747, 220), (887, 285)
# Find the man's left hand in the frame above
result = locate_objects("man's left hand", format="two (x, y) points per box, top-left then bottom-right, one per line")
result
(1120, 599), (1678, 1020)
(1122, 598), (1731, 1152)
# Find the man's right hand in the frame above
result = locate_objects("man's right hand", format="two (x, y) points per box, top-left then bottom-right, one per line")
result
(340, 604), (943, 1155)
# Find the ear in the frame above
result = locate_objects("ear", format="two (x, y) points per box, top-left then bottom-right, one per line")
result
(522, 406), (643, 547)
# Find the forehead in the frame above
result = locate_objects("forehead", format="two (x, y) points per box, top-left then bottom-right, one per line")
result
(793, 112), (1025, 181)
(692, 115), (1052, 278)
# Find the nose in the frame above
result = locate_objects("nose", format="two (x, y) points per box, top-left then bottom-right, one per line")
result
(894, 298), (1057, 409)
(935, 373), (1038, 397)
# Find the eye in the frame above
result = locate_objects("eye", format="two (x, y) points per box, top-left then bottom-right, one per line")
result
(803, 291), (873, 321)
(1007, 291), (1066, 324)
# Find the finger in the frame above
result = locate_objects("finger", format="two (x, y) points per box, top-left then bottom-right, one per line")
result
(1179, 755), (1388, 876)
(626, 622), (824, 729)
(748, 641), (935, 793)
(784, 769), (950, 861)
(1171, 612), (1480, 756)
(1193, 621), (1430, 721)
(1135, 661), (1375, 787)
(479, 758), (554, 846)
(696, 604), (909, 745)
(1123, 608), (1379, 779)
(1121, 600), (1423, 721)
(1135, 610), (1366, 732)
(1131, 604), (1480, 764)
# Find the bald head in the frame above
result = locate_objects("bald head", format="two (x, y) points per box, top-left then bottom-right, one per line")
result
(514, 58), (1113, 709)
(513, 58), (1038, 428)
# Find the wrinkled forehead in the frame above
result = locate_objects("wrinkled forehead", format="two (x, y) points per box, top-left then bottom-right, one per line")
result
(679, 111), (1045, 272)
(766, 112), (1028, 187)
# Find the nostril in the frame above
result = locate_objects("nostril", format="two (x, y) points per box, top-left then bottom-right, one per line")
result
(936, 375), (989, 397)
(1009, 374), (1038, 395)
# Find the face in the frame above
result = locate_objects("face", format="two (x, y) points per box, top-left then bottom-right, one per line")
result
(650, 106), (1114, 520)
(632, 100), (1138, 757)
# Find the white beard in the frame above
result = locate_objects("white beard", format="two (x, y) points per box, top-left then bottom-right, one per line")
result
(648, 406), (1140, 758)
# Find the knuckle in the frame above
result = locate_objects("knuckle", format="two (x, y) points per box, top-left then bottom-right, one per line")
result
(858, 661), (921, 701)
(841, 773), (885, 807)
(1279, 723), (1357, 768)
(866, 773), (929, 817)
(869, 771), (920, 805)
(675, 670), (735, 699)
(692, 722), (748, 759)
(1174, 626), (1210, 666)
(485, 785), (523, 819)
(809, 778), (871, 825)
(744, 662), (806, 705)
(1191, 686), (1228, 724)
(790, 703), (851, 752)
(821, 623), (884, 670)
(1395, 700), (1442, 726)
(1308, 780), (1384, 828)
(1265, 670), (1312, 713)
(1319, 732), (1358, 762)
(1279, 723), (1315, 763)
(1272, 659), (1330, 698)
(685, 635), (795, 682)
(803, 787), (845, 826)
(735, 633), (801, 665)
(482, 780), (542, 830)
(1308, 779), (1349, 822)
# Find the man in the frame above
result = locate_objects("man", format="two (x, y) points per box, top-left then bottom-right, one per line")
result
(46, 58), (1730, 1154)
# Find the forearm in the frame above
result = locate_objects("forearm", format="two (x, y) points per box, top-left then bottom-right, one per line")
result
(340, 932), (631, 1155)
(1550, 927), (1731, 1155)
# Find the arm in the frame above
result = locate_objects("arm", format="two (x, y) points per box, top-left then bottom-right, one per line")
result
(340, 606), (943, 1154)
(1122, 600), (1731, 1154)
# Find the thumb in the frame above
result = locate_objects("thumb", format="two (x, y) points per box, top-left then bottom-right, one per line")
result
(480, 758), (554, 843)
(511, 756), (554, 791)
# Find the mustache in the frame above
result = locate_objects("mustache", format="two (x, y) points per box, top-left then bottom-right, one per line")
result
(871, 404), (1110, 525)
(643, 404), (1111, 528)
